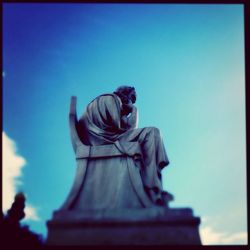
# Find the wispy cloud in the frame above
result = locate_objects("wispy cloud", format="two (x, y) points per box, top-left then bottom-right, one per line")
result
(24, 205), (40, 221)
(200, 217), (248, 245)
(220, 232), (248, 244)
(2, 132), (40, 221)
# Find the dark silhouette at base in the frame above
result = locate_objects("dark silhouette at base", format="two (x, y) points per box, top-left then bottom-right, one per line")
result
(2, 192), (44, 246)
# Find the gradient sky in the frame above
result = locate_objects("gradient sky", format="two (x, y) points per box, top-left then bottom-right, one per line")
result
(2, 3), (247, 244)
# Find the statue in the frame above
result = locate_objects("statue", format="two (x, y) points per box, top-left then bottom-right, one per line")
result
(60, 86), (171, 210)
(46, 86), (201, 245)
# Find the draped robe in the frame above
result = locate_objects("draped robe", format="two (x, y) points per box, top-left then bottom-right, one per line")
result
(64, 93), (169, 210)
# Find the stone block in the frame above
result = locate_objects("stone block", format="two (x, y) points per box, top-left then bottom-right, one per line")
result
(46, 207), (201, 245)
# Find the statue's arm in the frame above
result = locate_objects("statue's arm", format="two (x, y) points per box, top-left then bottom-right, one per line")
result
(122, 105), (138, 129)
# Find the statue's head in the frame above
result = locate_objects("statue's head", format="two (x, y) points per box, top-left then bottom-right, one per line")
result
(114, 86), (137, 104)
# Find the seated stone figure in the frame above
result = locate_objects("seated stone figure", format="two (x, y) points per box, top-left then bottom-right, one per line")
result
(61, 86), (170, 211)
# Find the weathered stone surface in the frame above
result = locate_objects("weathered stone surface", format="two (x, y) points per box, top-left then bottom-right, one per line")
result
(46, 207), (201, 245)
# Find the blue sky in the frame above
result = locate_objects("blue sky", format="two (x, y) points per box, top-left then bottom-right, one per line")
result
(2, 3), (247, 245)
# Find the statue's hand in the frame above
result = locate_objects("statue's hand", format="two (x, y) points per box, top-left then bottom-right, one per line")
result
(122, 101), (133, 116)
(127, 105), (138, 129)
(131, 105), (137, 114)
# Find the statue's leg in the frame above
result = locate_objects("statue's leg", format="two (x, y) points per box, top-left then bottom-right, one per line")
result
(138, 127), (169, 205)
(120, 127), (169, 205)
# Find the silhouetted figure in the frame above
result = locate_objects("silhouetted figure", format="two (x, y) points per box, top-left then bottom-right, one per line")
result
(2, 192), (43, 246)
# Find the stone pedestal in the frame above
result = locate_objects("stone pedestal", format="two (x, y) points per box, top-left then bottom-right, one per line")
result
(46, 207), (201, 245)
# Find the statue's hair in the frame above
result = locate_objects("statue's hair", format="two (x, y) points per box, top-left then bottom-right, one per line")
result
(113, 86), (136, 104)
(114, 86), (135, 96)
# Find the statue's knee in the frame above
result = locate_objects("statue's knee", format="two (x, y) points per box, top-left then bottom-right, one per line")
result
(146, 126), (160, 135)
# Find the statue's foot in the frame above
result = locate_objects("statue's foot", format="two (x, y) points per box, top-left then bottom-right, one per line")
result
(156, 198), (165, 206)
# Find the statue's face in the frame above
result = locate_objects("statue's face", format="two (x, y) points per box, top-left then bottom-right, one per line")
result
(129, 90), (137, 104)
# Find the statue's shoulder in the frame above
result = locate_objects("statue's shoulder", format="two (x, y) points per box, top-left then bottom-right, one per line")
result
(88, 93), (119, 106)
(98, 93), (117, 99)
(92, 93), (118, 102)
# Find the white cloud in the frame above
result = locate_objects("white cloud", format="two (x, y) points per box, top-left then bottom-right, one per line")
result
(201, 226), (227, 245)
(24, 205), (40, 221)
(200, 225), (248, 245)
(221, 232), (248, 244)
(2, 132), (40, 221)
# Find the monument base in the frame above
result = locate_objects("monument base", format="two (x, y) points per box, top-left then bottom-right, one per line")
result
(46, 207), (201, 245)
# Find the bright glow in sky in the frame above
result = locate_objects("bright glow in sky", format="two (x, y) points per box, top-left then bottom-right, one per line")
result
(2, 3), (247, 245)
